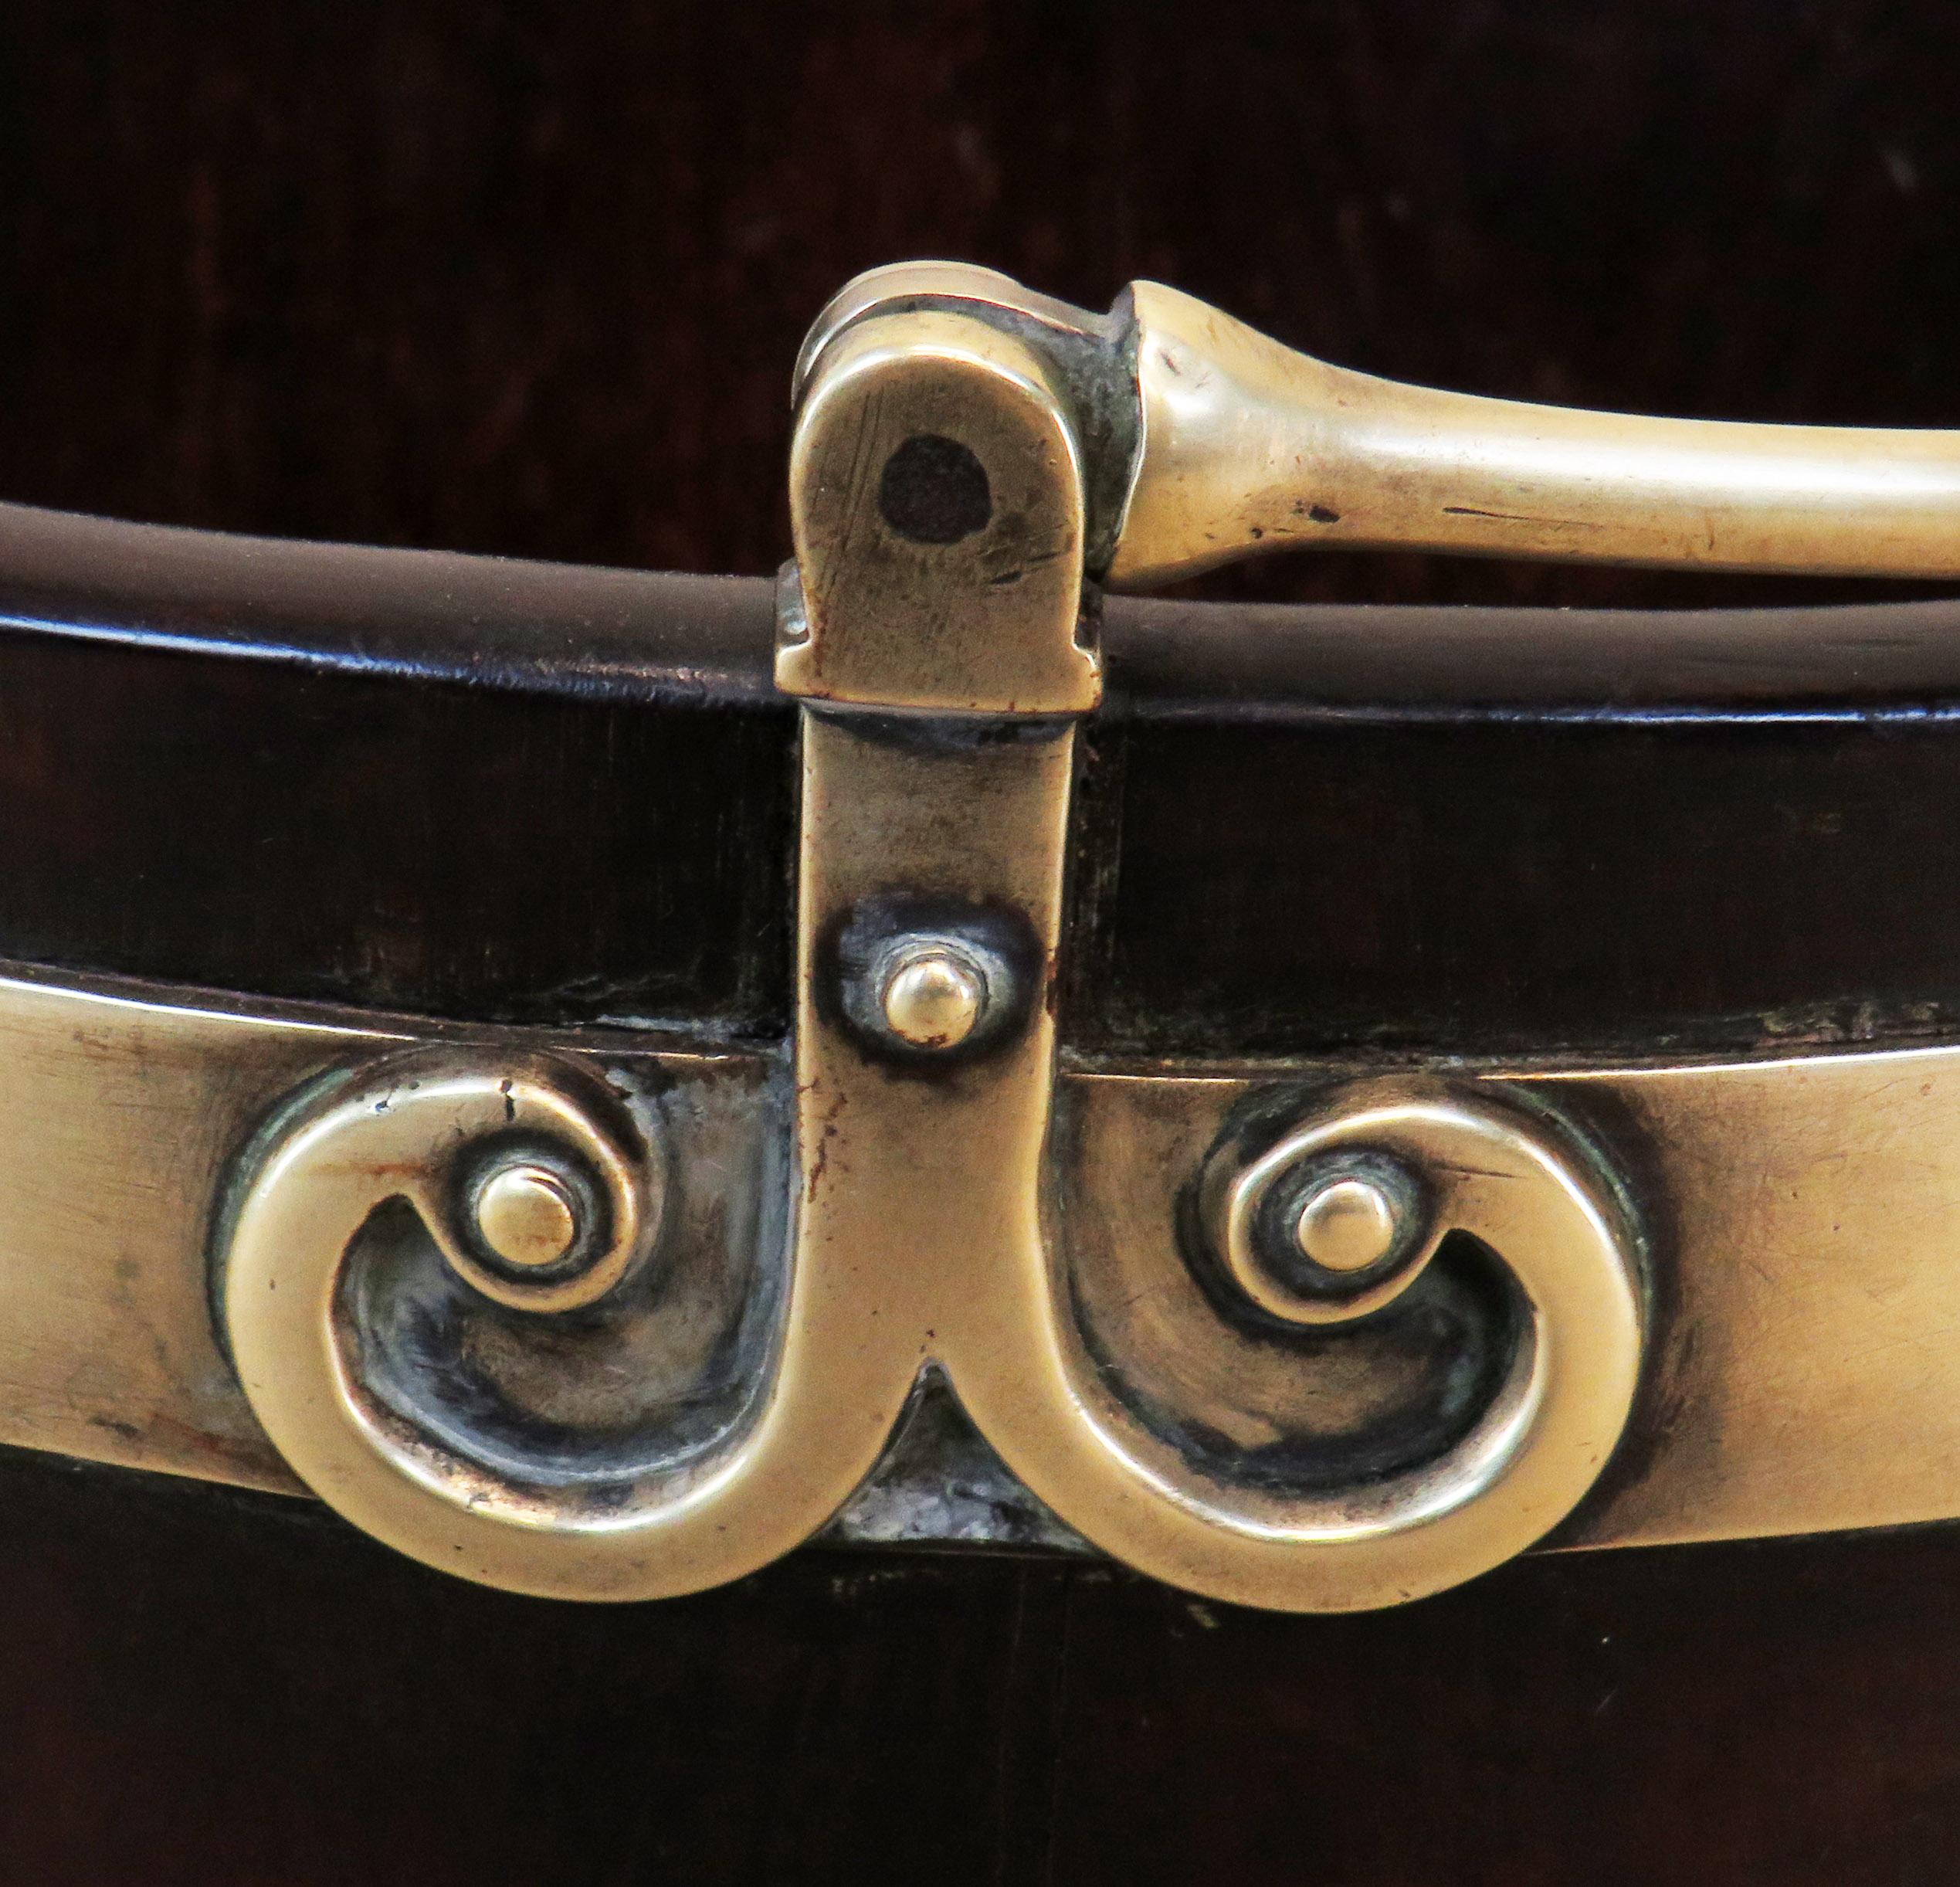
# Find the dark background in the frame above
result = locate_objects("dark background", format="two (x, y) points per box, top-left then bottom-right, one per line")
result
(4, 1444), (1958, 1887)
(2, 0), (1958, 606)
(4, 5), (1960, 1882)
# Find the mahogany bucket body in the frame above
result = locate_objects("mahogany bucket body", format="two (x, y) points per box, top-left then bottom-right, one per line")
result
(7, 3), (1960, 1882)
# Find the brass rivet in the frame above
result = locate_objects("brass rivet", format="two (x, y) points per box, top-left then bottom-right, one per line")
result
(473, 1163), (580, 1270)
(1293, 1176), (1400, 1274)
(879, 946), (986, 1050)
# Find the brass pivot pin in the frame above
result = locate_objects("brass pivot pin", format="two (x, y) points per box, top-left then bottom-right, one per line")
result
(801, 260), (1960, 595)
(471, 1161), (581, 1269)
(1292, 1173), (1402, 1274)
(877, 942), (988, 1052)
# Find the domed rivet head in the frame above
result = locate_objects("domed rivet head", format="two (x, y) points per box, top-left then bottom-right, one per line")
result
(472, 1162), (581, 1270)
(878, 944), (987, 1051)
(1292, 1174), (1402, 1274)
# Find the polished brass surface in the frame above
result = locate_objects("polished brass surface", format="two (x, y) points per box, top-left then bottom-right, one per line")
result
(0, 968), (387, 1496)
(802, 260), (1960, 589)
(471, 1162), (581, 1271)
(50, 266), (1960, 1608)
(1293, 1175), (1402, 1275)
(774, 278), (1650, 1610)
(877, 944), (987, 1051)
(999, 1082), (1641, 1608)
(7, 959), (1960, 1595)
(786, 712), (1648, 1609)
(1212, 1135), (1438, 1325)
(1059, 1050), (1960, 1553)
(225, 1057), (668, 1591)
(419, 1100), (660, 1318)
(0, 967), (768, 1507)
(1107, 279), (1960, 586)
(780, 306), (1099, 714)
(787, 704), (1083, 1542)
(791, 261), (1111, 413)
(788, 260), (1141, 575)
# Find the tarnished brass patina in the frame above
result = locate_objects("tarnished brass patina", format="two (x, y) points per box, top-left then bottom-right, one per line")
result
(471, 1162), (583, 1273)
(781, 304), (1098, 714)
(26, 261), (1960, 1608)
(15, 963), (1960, 1590)
(808, 260), (1960, 590)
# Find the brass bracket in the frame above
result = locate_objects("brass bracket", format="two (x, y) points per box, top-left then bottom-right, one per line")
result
(795, 258), (1960, 591)
(781, 293), (1099, 713)
(182, 266), (1960, 1610)
(767, 290), (1644, 1609)
(204, 276), (1653, 1611)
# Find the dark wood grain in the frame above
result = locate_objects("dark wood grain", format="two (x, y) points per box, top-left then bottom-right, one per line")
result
(12, 521), (1960, 1057)
(0, 629), (795, 1034)
(0, 1444), (1952, 1887)
(0, 504), (795, 1030)
(2, 0), (1958, 610)
(1070, 709), (1960, 1059)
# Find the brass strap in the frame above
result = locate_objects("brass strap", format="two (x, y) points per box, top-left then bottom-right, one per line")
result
(52, 266), (1952, 1609)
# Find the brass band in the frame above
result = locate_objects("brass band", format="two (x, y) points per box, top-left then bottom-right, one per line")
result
(22, 263), (1960, 1608)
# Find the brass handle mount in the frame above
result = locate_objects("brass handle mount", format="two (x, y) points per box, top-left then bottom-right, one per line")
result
(802, 260), (1960, 592)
